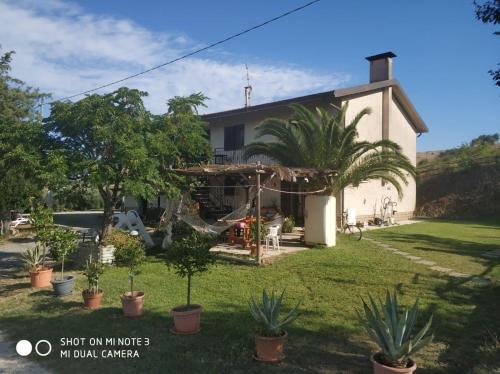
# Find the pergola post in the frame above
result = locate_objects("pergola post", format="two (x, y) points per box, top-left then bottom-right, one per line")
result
(256, 172), (261, 265)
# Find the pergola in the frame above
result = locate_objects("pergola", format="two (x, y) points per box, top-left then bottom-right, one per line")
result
(174, 163), (336, 264)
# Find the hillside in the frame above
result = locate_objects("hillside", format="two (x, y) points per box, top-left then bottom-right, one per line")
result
(416, 140), (500, 218)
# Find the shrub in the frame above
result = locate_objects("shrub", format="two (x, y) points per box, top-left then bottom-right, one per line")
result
(249, 289), (300, 337)
(357, 289), (434, 368)
(165, 232), (216, 308)
(282, 216), (295, 233)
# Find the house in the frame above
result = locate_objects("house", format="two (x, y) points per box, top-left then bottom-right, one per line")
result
(202, 52), (428, 224)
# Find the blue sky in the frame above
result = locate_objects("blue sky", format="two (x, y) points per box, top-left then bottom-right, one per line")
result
(1, 0), (498, 151)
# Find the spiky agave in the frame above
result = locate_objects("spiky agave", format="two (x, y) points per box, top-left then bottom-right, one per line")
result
(249, 289), (301, 337)
(358, 289), (434, 368)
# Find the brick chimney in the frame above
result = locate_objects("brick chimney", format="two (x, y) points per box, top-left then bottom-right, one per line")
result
(365, 52), (396, 83)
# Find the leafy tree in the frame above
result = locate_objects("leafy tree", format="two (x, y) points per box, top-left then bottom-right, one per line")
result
(244, 103), (415, 198)
(474, 0), (500, 86)
(0, 49), (60, 213)
(46, 89), (211, 241)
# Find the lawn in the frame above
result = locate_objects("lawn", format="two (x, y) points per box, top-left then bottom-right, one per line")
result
(0, 219), (499, 373)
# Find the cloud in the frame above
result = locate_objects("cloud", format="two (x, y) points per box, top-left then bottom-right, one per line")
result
(0, 0), (350, 114)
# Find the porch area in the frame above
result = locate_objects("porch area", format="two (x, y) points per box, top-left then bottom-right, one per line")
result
(210, 229), (310, 265)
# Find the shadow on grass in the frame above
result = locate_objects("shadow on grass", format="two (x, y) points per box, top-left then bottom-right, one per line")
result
(0, 300), (372, 373)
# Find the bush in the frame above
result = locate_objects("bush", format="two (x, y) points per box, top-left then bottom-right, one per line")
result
(83, 255), (104, 294)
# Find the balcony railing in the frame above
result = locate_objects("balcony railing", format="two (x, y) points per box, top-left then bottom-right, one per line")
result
(213, 148), (274, 165)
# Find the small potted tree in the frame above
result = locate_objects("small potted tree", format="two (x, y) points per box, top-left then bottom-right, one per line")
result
(82, 255), (104, 309)
(28, 205), (55, 287)
(358, 289), (434, 374)
(114, 232), (146, 317)
(49, 227), (80, 296)
(165, 232), (216, 334)
(249, 288), (300, 362)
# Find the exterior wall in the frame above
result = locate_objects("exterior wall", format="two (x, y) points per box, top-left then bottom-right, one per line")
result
(342, 91), (390, 219)
(387, 96), (417, 215)
(341, 91), (417, 221)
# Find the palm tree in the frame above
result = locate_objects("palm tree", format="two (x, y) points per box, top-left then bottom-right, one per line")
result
(243, 103), (415, 198)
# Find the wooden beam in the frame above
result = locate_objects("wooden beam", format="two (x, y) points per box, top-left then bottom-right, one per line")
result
(256, 172), (261, 265)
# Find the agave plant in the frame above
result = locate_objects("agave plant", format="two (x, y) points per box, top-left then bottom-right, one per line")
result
(21, 246), (44, 272)
(358, 290), (434, 368)
(249, 289), (301, 337)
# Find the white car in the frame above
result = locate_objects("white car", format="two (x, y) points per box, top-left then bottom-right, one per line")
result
(11, 215), (33, 228)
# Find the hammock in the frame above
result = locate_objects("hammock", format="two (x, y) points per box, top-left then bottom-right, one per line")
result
(159, 187), (257, 236)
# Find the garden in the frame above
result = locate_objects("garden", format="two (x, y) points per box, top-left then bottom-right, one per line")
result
(1, 218), (499, 373)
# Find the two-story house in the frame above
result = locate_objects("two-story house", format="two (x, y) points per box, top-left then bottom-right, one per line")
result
(202, 52), (428, 224)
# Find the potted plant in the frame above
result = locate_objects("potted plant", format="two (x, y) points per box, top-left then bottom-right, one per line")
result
(165, 232), (216, 334)
(48, 227), (79, 296)
(249, 219), (267, 256)
(114, 232), (146, 317)
(249, 288), (301, 362)
(21, 245), (52, 288)
(282, 216), (295, 234)
(27, 205), (55, 287)
(82, 255), (104, 309)
(358, 289), (434, 374)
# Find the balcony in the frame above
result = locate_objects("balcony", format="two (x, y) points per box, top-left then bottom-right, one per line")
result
(213, 148), (274, 165)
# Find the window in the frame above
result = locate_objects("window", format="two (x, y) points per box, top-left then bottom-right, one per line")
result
(224, 124), (244, 151)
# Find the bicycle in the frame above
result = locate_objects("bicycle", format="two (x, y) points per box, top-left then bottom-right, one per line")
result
(341, 211), (363, 241)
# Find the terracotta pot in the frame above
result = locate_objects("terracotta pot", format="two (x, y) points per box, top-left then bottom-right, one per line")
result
(121, 291), (145, 317)
(255, 331), (287, 362)
(29, 267), (53, 288)
(170, 304), (202, 334)
(82, 290), (104, 309)
(371, 353), (417, 374)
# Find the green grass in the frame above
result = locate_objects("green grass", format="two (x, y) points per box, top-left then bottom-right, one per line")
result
(1, 219), (499, 373)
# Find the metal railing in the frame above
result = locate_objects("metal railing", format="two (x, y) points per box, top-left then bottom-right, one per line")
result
(213, 148), (274, 165)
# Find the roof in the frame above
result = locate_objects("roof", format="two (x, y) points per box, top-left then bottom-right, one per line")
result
(174, 163), (336, 182)
(202, 79), (428, 133)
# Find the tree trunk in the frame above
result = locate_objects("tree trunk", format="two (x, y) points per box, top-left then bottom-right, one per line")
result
(61, 255), (65, 280)
(187, 274), (191, 307)
(101, 199), (115, 242)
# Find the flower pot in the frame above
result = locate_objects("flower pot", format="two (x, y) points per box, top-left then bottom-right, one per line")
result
(29, 267), (53, 288)
(82, 290), (104, 309)
(170, 304), (202, 334)
(371, 353), (417, 374)
(254, 331), (287, 362)
(121, 291), (145, 317)
(51, 275), (75, 296)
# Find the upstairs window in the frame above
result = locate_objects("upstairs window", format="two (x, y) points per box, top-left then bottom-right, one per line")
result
(224, 124), (245, 151)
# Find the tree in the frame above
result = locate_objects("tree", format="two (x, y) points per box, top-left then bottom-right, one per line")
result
(46, 89), (211, 241)
(244, 103), (415, 198)
(474, 0), (500, 86)
(0, 49), (60, 214)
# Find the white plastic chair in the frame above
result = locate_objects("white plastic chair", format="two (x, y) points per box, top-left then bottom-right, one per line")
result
(346, 208), (357, 226)
(265, 225), (281, 251)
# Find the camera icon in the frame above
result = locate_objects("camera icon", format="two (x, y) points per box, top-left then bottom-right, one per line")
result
(16, 340), (52, 357)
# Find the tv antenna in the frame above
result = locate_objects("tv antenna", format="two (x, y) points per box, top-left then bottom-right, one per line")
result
(244, 64), (252, 107)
